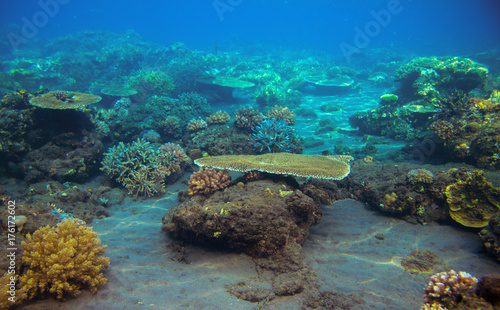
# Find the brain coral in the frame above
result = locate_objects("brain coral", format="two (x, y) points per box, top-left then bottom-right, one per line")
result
(19, 219), (110, 300)
(188, 168), (231, 195)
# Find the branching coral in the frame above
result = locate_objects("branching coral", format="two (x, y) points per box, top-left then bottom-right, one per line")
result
(206, 110), (230, 125)
(251, 118), (299, 153)
(162, 116), (182, 137)
(233, 107), (264, 130)
(423, 270), (478, 308)
(101, 139), (189, 197)
(266, 105), (296, 125)
(19, 219), (110, 300)
(188, 168), (231, 195)
(187, 118), (208, 132)
(408, 169), (434, 184)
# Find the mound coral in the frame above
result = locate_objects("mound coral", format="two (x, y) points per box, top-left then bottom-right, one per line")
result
(423, 270), (478, 308)
(266, 105), (296, 125)
(101, 139), (189, 197)
(445, 170), (500, 227)
(187, 118), (208, 132)
(195, 153), (353, 180)
(188, 168), (231, 195)
(251, 118), (300, 153)
(206, 110), (230, 125)
(19, 219), (110, 300)
(234, 107), (264, 130)
(407, 168), (435, 184)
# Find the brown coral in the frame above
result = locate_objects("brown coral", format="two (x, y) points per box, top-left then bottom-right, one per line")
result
(187, 118), (208, 132)
(407, 168), (434, 184)
(423, 270), (478, 307)
(188, 168), (231, 195)
(266, 105), (296, 125)
(430, 120), (455, 142)
(234, 107), (264, 130)
(19, 219), (110, 300)
(206, 110), (230, 125)
(162, 116), (182, 137)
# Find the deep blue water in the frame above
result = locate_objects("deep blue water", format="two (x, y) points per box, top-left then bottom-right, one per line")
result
(1, 0), (500, 58)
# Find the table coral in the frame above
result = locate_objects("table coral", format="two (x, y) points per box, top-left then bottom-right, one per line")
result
(188, 168), (231, 195)
(19, 219), (110, 300)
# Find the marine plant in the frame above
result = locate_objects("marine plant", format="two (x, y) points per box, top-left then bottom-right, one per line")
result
(251, 118), (299, 153)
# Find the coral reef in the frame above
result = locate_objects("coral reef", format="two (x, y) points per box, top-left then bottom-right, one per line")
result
(407, 169), (435, 184)
(479, 214), (500, 262)
(19, 219), (110, 300)
(187, 118), (208, 132)
(101, 139), (189, 197)
(423, 270), (479, 309)
(178, 92), (211, 115)
(445, 170), (500, 227)
(476, 274), (500, 308)
(162, 179), (321, 257)
(206, 110), (230, 125)
(266, 105), (296, 125)
(29, 91), (101, 110)
(188, 168), (231, 195)
(185, 125), (254, 156)
(234, 107), (264, 131)
(195, 153), (353, 180)
(251, 118), (301, 153)
(162, 116), (182, 138)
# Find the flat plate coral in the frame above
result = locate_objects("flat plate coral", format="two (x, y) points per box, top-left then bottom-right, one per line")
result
(194, 153), (353, 180)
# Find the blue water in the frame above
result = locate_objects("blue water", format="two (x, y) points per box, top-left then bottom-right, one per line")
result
(1, 0), (499, 56)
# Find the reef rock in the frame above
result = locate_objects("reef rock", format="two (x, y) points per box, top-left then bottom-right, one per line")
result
(161, 179), (322, 257)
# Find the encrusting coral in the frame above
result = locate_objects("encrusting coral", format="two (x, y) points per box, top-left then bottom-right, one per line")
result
(195, 153), (353, 180)
(188, 168), (231, 195)
(445, 170), (500, 228)
(19, 219), (110, 300)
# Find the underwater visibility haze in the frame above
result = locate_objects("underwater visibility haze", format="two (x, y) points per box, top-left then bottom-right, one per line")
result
(0, 0), (500, 309)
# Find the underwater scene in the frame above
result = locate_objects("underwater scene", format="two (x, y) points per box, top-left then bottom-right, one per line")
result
(1, 0), (500, 309)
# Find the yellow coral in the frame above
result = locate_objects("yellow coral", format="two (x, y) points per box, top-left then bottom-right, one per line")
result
(445, 170), (500, 227)
(19, 219), (110, 300)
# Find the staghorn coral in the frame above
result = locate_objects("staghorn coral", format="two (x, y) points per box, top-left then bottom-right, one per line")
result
(206, 110), (230, 125)
(266, 105), (296, 125)
(101, 138), (186, 197)
(234, 107), (264, 130)
(423, 270), (478, 308)
(251, 118), (300, 153)
(19, 219), (110, 300)
(445, 170), (500, 228)
(188, 168), (231, 195)
(195, 153), (353, 180)
(187, 118), (208, 132)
